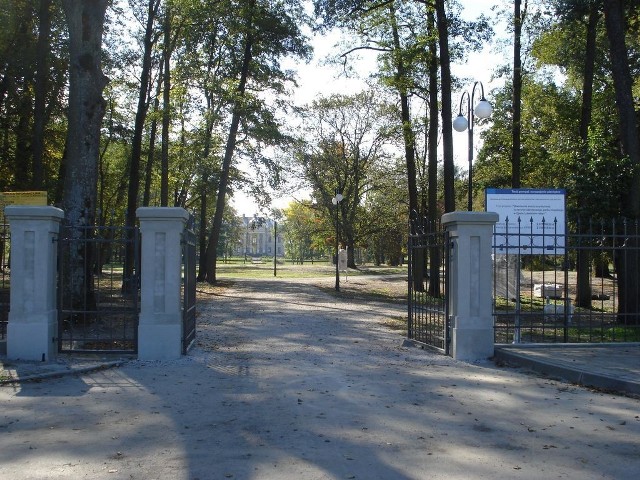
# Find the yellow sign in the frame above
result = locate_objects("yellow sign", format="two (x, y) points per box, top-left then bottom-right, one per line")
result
(0, 191), (48, 223)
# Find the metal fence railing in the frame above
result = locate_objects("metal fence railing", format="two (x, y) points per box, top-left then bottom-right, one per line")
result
(493, 217), (640, 344)
(57, 223), (140, 353)
(182, 216), (197, 354)
(407, 216), (450, 353)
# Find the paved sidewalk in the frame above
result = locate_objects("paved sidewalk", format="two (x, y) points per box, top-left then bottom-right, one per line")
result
(1, 277), (639, 479)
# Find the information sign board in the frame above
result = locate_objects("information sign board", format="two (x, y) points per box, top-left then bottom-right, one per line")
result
(0, 191), (48, 223)
(486, 188), (566, 254)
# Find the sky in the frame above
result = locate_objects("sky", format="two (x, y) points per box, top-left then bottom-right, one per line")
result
(232, 0), (507, 217)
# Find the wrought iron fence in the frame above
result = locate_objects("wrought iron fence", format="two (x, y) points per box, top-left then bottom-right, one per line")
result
(493, 217), (640, 344)
(182, 216), (197, 354)
(407, 216), (450, 353)
(57, 223), (140, 353)
(1, 222), (9, 340)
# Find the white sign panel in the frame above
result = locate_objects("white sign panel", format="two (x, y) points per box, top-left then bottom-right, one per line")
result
(338, 248), (348, 271)
(486, 188), (566, 254)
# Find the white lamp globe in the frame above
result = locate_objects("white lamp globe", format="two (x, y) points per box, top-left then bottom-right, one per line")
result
(452, 114), (468, 132)
(474, 99), (492, 119)
(335, 193), (343, 202)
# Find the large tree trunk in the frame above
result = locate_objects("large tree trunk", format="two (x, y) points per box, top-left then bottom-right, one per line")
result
(60, 0), (109, 307)
(204, 0), (255, 284)
(435, 0), (455, 212)
(603, 0), (640, 215)
(603, 0), (640, 324)
(575, 4), (599, 309)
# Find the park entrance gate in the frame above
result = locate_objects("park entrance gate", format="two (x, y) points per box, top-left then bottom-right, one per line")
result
(407, 216), (450, 354)
(57, 224), (140, 354)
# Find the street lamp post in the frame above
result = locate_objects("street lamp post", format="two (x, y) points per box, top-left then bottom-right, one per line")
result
(332, 191), (344, 291)
(453, 81), (493, 211)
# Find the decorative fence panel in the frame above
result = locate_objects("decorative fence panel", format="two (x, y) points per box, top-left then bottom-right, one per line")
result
(407, 217), (450, 354)
(57, 223), (140, 353)
(182, 217), (197, 354)
(493, 217), (640, 344)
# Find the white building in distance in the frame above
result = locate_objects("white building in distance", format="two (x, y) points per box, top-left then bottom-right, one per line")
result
(235, 215), (284, 257)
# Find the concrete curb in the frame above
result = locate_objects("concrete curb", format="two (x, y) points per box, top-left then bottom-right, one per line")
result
(0, 360), (126, 385)
(494, 347), (640, 396)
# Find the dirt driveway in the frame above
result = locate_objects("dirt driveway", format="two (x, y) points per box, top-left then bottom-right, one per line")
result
(1, 275), (639, 479)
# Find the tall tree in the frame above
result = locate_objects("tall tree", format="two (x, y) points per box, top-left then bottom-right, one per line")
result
(60, 0), (109, 306)
(60, 0), (108, 227)
(603, 0), (640, 324)
(205, 0), (257, 283)
(203, 0), (310, 283)
(160, 1), (171, 206)
(512, 0), (523, 188)
(603, 0), (640, 217)
(296, 90), (395, 268)
(388, 2), (418, 214)
(434, 0), (455, 212)
(426, 5), (441, 296)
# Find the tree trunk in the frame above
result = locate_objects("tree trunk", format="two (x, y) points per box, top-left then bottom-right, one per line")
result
(575, 5), (599, 309)
(389, 4), (418, 214)
(60, 0), (109, 307)
(389, 4), (422, 289)
(143, 63), (163, 206)
(160, 4), (171, 207)
(603, 0), (640, 324)
(14, 95), (31, 189)
(427, 6), (441, 297)
(511, 0), (522, 189)
(197, 96), (216, 281)
(603, 0), (640, 216)
(435, 0), (455, 212)
(124, 0), (159, 290)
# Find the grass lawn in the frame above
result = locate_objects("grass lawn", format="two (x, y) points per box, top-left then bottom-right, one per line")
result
(215, 260), (407, 279)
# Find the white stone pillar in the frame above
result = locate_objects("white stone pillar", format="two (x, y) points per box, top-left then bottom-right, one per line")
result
(442, 211), (498, 361)
(136, 207), (189, 360)
(5, 206), (64, 361)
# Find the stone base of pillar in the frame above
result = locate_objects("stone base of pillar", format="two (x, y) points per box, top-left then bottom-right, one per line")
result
(138, 324), (182, 360)
(7, 313), (57, 361)
(451, 322), (494, 361)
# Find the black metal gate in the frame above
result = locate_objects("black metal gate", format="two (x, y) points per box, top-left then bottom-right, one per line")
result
(57, 224), (140, 354)
(1, 222), (9, 341)
(182, 218), (196, 354)
(407, 216), (450, 354)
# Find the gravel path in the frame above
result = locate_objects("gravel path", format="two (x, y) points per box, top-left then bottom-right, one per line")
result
(1, 276), (639, 479)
